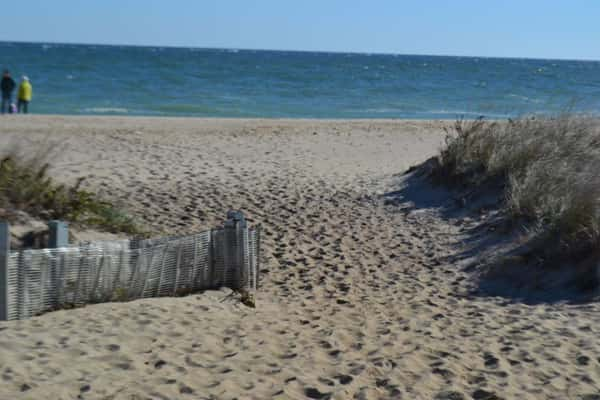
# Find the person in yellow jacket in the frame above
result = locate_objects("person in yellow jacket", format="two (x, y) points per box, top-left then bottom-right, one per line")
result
(17, 76), (32, 114)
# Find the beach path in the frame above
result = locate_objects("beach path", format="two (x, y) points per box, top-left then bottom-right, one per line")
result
(0, 116), (599, 400)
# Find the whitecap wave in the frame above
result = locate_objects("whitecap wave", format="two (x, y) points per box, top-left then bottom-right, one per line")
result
(84, 107), (129, 114)
(359, 108), (403, 113)
(418, 110), (510, 118)
(507, 94), (542, 103)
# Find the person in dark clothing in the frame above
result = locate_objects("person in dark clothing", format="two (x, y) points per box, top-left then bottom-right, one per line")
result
(1, 70), (16, 114)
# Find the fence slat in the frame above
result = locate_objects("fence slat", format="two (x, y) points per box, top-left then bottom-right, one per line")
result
(0, 222), (9, 321)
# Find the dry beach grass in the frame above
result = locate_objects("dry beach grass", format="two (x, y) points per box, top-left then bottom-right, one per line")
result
(0, 116), (599, 399)
(433, 115), (600, 262)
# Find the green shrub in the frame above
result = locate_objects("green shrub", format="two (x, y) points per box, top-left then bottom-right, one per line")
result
(0, 149), (144, 235)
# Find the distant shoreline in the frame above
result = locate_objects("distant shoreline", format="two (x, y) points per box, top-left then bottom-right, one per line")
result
(3, 40), (599, 62)
(0, 113), (465, 123)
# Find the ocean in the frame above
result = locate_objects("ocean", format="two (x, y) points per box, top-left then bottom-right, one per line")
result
(1, 41), (599, 119)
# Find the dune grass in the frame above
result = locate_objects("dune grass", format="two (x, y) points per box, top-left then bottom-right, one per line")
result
(431, 114), (600, 261)
(0, 147), (143, 235)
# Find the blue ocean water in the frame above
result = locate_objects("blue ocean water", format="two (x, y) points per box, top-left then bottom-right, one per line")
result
(1, 41), (600, 119)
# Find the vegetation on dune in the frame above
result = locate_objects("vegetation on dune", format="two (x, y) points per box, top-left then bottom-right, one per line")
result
(0, 146), (143, 235)
(430, 114), (600, 262)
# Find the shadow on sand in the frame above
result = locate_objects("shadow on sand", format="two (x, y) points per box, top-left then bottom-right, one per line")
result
(384, 169), (599, 305)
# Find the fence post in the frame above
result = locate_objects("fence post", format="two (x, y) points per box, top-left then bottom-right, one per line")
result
(236, 212), (248, 290)
(253, 225), (260, 291)
(225, 211), (247, 289)
(0, 222), (9, 321)
(48, 221), (69, 248)
(223, 215), (235, 288)
(208, 229), (216, 289)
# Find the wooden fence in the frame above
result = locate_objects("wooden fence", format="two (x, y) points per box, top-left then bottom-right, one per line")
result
(0, 211), (259, 321)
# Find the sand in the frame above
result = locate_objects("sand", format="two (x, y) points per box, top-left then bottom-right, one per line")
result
(0, 115), (599, 400)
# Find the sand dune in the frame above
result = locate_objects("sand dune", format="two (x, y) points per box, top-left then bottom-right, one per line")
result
(0, 116), (599, 399)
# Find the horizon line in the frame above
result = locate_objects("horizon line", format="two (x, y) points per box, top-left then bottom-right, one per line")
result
(1, 39), (599, 63)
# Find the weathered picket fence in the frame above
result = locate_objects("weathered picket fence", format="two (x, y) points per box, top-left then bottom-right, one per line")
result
(0, 211), (260, 321)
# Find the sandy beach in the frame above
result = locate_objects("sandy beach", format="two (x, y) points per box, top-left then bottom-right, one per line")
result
(0, 115), (599, 400)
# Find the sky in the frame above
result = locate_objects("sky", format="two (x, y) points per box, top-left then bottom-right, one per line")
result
(0, 1), (598, 60)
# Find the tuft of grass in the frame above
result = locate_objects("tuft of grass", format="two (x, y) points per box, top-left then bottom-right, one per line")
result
(431, 114), (600, 260)
(0, 147), (144, 235)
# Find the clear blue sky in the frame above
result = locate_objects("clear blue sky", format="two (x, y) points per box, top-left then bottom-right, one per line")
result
(1, 1), (598, 60)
